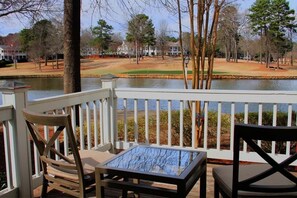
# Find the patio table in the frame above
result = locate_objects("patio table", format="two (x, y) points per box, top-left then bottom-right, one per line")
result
(95, 145), (207, 198)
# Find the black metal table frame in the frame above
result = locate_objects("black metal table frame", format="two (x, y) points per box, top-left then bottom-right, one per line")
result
(95, 145), (207, 198)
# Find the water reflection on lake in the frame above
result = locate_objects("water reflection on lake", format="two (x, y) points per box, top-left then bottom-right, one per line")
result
(1, 78), (297, 113)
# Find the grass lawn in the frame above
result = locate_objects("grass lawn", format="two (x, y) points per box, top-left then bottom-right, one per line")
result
(0, 57), (296, 78)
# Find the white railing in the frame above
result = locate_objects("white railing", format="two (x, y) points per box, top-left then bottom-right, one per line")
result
(0, 81), (115, 197)
(0, 105), (18, 198)
(114, 88), (297, 164)
(26, 88), (112, 189)
(0, 77), (297, 197)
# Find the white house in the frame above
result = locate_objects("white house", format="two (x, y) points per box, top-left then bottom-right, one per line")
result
(116, 41), (183, 57)
(166, 41), (181, 56)
(0, 45), (27, 61)
(80, 47), (99, 57)
(143, 45), (159, 56)
(117, 41), (134, 56)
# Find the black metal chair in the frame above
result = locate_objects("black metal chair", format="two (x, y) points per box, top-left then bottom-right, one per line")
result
(213, 124), (297, 197)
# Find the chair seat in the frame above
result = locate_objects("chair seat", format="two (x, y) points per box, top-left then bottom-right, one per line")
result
(48, 150), (115, 181)
(213, 164), (297, 197)
(76, 150), (115, 174)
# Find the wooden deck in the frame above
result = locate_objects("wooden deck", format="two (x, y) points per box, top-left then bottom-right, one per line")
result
(33, 163), (220, 198)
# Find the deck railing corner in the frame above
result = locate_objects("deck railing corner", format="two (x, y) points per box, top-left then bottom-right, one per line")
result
(0, 80), (32, 198)
(101, 74), (119, 151)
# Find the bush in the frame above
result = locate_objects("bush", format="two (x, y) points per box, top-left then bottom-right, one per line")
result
(235, 111), (297, 153)
(235, 111), (296, 126)
(78, 110), (296, 150)
(0, 60), (11, 68)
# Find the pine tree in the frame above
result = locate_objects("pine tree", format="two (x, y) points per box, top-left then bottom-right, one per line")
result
(92, 19), (113, 56)
(248, 0), (272, 67)
(126, 14), (155, 64)
(248, 0), (296, 68)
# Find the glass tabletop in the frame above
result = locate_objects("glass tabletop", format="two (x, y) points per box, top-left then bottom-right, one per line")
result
(105, 146), (199, 176)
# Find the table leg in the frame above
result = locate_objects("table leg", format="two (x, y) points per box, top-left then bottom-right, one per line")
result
(133, 178), (140, 198)
(200, 167), (207, 198)
(122, 177), (128, 198)
(95, 172), (104, 198)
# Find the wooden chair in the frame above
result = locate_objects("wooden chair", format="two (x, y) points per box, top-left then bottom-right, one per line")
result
(23, 109), (114, 198)
(213, 124), (297, 198)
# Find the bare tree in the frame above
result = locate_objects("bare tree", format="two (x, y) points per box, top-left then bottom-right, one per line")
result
(0, 0), (61, 19)
(49, 17), (64, 69)
(110, 33), (123, 54)
(156, 20), (169, 59)
(218, 5), (240, 62)
(178, 0), (228, 146)
(238, 10), (254, 61)
(182, 32), (191, 54)
(2, 33), (20, 68)
(81, 28), (94, 57)
(157, 0), (229, 146)
(27, 19), (54, 69)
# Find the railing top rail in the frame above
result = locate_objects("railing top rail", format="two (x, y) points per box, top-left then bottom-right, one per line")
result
(115, 88), (297, 103)
(27, 88), (110, 112)
(0, 104), (13, 121)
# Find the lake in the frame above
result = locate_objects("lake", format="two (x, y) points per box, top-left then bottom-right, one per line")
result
(1, 78), (297, 112)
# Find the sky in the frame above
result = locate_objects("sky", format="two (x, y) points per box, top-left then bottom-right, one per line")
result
(0, 0), (297, 37)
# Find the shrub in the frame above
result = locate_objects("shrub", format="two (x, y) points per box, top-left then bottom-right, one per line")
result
(235, 111), (297, 153)
(78, 110), (296, 150)
(0, 60), (11, 68)
(235, 111), (296, 126)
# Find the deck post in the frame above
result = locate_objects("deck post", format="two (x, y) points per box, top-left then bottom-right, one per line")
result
(0, 80), (32, 198)
(101, 74), (118, 149)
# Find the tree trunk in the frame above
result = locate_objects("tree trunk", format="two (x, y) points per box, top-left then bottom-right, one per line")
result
(260, 30), (263, 64)
(45, 56), (48, 66)
(289, 29), (293, 66)
(177, 0), (188, 90)
(234, 37), (238, 63)
(225, 45), (228, 62)
(247, 51), (250, 62)
(265, 33), (269, 68)
(200, 1), (210, 90)
(14, 58), (17, 69)
(135, 41), (139, 64)
(38, 60), (41, 70)
(277, 52), (280, 69)
(206, 0), (221, 90)
(63, 0), (81, 94)
(291, 51), (294, 66)
(56, 53), (59, 69)
(189, 0), (197, 90)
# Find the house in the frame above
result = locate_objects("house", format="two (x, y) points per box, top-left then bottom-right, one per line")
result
(117, 41), (183, 57)
(117, 41), (134, 56)
(143, 45), (158, 56)
(166, 41), (181, 56)
(0, 45), (27, 61)
(80, 47), (99, 57)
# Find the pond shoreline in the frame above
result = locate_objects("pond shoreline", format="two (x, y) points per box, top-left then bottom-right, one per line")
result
(1, 73), (297, 80)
